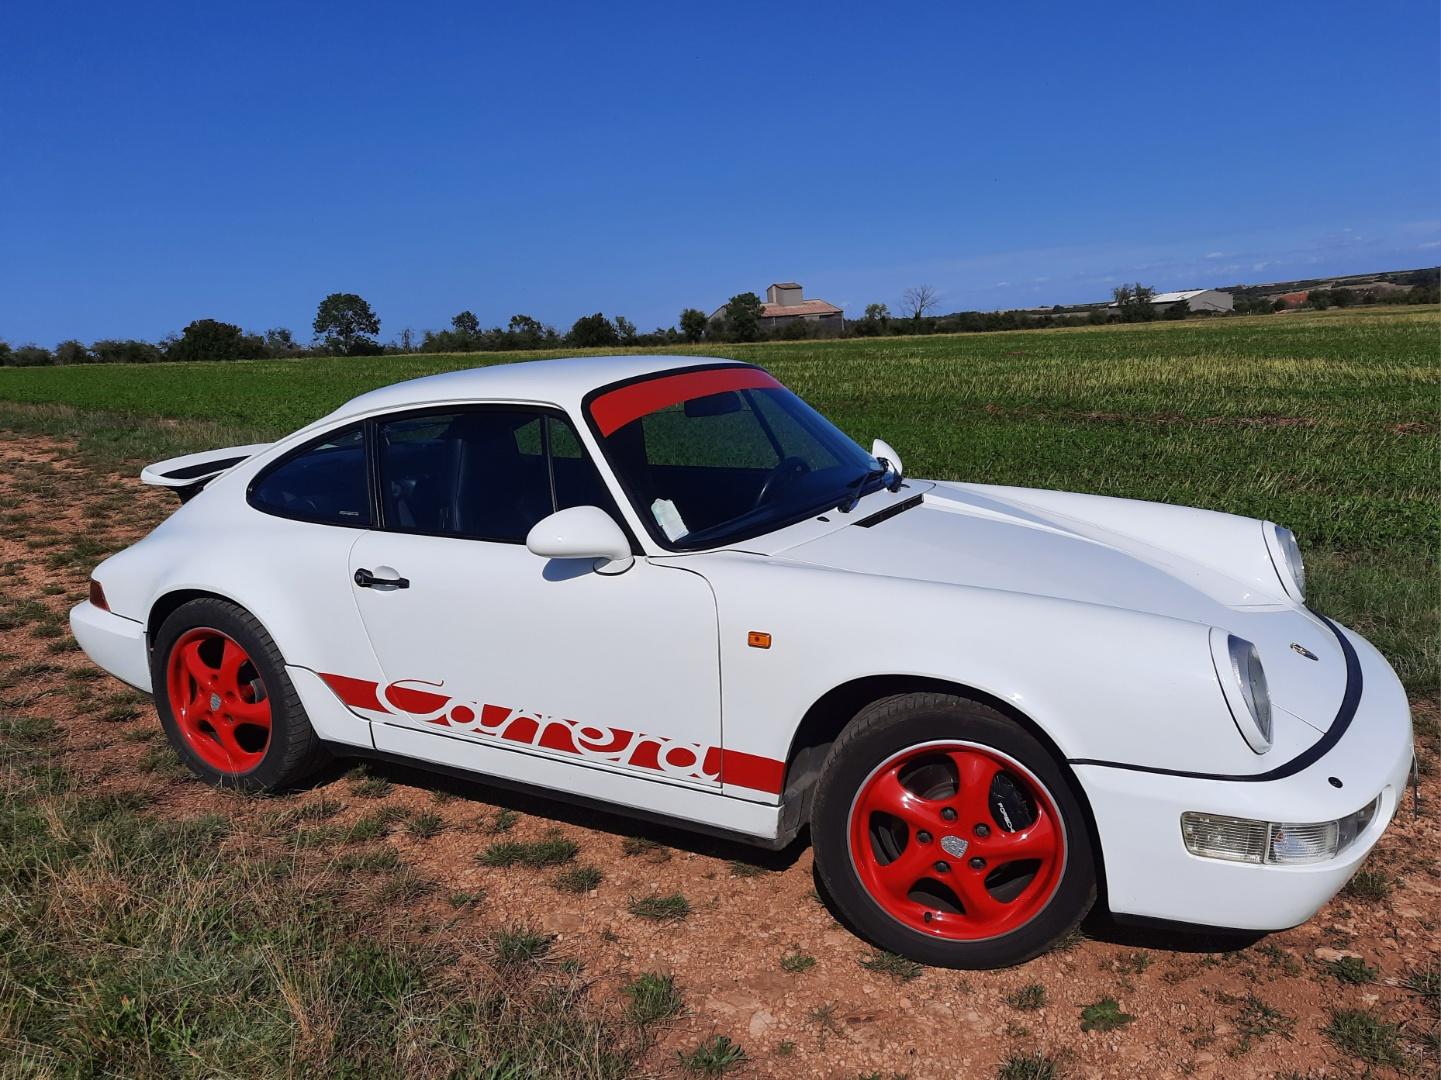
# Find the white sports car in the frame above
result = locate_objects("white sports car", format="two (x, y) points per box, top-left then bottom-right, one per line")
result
(71, 356), (1414, 968)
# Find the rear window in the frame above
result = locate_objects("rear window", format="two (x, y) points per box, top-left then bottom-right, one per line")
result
(248, 425), (371, 527)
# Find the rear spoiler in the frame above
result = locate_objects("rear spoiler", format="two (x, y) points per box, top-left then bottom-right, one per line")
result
(140, 443), (270, 503)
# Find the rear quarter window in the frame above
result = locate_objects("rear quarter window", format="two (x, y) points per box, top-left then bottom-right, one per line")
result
(248, 426), (372, 527)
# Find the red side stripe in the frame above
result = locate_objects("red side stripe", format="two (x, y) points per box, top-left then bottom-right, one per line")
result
(720, 748), (786, 794)
(319, 672), (384, 712)
(317, 670), (788, 796)
(589, 368), (782, 437)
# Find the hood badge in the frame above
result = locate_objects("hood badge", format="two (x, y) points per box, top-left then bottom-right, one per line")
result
(1290, 642), (1319, 661)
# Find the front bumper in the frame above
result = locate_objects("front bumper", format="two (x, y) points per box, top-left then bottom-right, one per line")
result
(70, 600), (152, 692)
(1078, 621), (1414, 931)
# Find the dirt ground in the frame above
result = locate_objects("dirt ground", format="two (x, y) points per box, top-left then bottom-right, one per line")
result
(2, 429), (1436, 1079)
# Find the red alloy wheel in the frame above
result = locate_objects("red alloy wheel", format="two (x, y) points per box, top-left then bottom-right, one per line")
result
(166, 628), (273, 774)
(847, 741), (1066, 941)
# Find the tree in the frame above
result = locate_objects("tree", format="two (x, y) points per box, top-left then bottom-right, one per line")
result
(614, 315), (638, 345)
(313, 292), (380, 354)
(451, 310), (481, 337)
(507, 314), (552, 349)
(53, 340), (92, 365)
(1162, 298), (1190, 321)
(168, 319), (264, 362)
(568, 312), (619, 348)
(724, 292), (764, 342)
(263, 327), (297, 356)
(1111, 283), (1156, 322)
(901, 285), (939, 320)
(679, 308), (708, 343)
(92, 339), (162, 364)
(7, 344), (52, 366)
(0, 340), (10, 365)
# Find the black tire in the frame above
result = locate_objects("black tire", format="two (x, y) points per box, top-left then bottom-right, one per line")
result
(811, 692), (1096, 969)
(150, 597), (329, 792)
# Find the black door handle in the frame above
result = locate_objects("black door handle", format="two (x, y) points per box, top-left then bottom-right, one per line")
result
(354, 567), (410, 589)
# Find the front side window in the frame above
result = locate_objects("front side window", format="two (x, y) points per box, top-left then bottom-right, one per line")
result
(586, 366), (880, 549)
(377, 409), (619, 543)
(249, 425), (371, 526)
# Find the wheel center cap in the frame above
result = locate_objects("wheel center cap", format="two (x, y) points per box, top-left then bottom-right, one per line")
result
(209, 692), (222, 711)
(940, 834), (969, 858)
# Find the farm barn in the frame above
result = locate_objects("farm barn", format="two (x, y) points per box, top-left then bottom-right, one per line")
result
(711, 282), (845, 333)
(1149, 288), (1234, 314)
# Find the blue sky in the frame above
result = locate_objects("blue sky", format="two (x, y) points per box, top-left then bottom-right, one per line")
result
(2, 2), (1437, 346)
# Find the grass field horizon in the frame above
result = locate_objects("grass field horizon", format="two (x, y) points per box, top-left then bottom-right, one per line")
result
(2, 305), (1437, 688)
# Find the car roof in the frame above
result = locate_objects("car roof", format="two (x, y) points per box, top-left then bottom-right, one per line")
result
(319, 354), (749, 427)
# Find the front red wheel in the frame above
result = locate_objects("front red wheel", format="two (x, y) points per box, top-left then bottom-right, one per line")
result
(166, 628), (273, 774)
(813, 693), (1095, 969)
(848, 742), (1066, 941)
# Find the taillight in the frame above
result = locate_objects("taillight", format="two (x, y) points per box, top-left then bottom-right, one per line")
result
(89, 579), (110, 611)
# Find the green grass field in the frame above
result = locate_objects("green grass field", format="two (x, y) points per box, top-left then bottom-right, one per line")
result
(2, 305), (1437, 688)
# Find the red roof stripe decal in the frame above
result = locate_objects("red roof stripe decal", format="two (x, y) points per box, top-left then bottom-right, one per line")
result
(589, 367), (782, 437)
(318, 672), (785, 795)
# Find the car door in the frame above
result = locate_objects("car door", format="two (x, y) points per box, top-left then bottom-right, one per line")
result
(345, 406), (725, 788)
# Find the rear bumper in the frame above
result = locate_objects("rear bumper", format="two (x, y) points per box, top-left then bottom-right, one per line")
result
(70, 601), (151, 692)
(1079, 621), (1414, 931)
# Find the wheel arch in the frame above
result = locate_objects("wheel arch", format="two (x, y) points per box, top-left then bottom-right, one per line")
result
(783, 674), (1108, 903)
(147, 587), (253, 656)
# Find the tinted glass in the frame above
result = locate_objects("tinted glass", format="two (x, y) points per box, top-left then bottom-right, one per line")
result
(547, 417), (622, 516)
(376, 410), (616, 543)
(249, 426), (371, 526)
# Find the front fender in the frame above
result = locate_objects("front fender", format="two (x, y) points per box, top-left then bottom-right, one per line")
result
(695, 553), (1294, 779)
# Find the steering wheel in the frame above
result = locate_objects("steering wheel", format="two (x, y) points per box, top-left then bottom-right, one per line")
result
(753, 455), (812, 509)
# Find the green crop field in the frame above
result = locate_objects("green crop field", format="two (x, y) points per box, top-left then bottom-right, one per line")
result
(2, 305), (1437, 688)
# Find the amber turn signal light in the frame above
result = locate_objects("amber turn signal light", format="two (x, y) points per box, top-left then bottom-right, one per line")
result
(747, 631), (771, 649)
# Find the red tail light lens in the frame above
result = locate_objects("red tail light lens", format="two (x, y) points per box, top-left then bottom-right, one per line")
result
(88, 579), (109, 611)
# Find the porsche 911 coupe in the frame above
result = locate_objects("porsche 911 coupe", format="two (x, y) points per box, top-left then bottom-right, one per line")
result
(71, 356), (1415, 967)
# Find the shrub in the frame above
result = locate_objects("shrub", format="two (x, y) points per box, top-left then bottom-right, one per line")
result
(91, 339), (163, 364)
(7, 343), (53, 366)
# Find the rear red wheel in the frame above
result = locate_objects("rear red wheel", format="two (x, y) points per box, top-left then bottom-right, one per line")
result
(848, 741), (1066, 941)
(812, 693), (1095, 968)
(166, 628), (273, 774)
(151, 598), (327, 791)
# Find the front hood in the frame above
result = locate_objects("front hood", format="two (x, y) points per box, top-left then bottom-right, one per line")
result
(771, 483), (1346, 733)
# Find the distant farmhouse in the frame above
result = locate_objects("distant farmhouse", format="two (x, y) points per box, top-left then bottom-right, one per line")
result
(1108, 288), (1234, 316)
(711, 283), (844, 332)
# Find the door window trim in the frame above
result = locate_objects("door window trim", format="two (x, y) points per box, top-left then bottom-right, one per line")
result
(365, 403), (641, 552)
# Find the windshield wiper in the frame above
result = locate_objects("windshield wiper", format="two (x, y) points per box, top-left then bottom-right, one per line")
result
(835, 467), (887, 513)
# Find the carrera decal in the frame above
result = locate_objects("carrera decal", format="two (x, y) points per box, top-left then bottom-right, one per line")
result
(319, 672), (785, 795)
(588, 367), (781, 437)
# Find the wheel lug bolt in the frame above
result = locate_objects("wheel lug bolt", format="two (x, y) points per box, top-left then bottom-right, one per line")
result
(940, 807), (957, 821)
(969, 857), (986, 870)
(974, 823), (991, 838)
(934, 860), (950, 873)
(916, 831), (932, 844)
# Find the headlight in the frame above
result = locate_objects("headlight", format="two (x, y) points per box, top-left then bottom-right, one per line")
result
(1265, 523), (1305, 602)
(1181, 796), (1379, 865)
(1209, 629), (1273, 753)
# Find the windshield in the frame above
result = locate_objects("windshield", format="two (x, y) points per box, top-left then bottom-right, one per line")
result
(586, 365), (882, 550)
